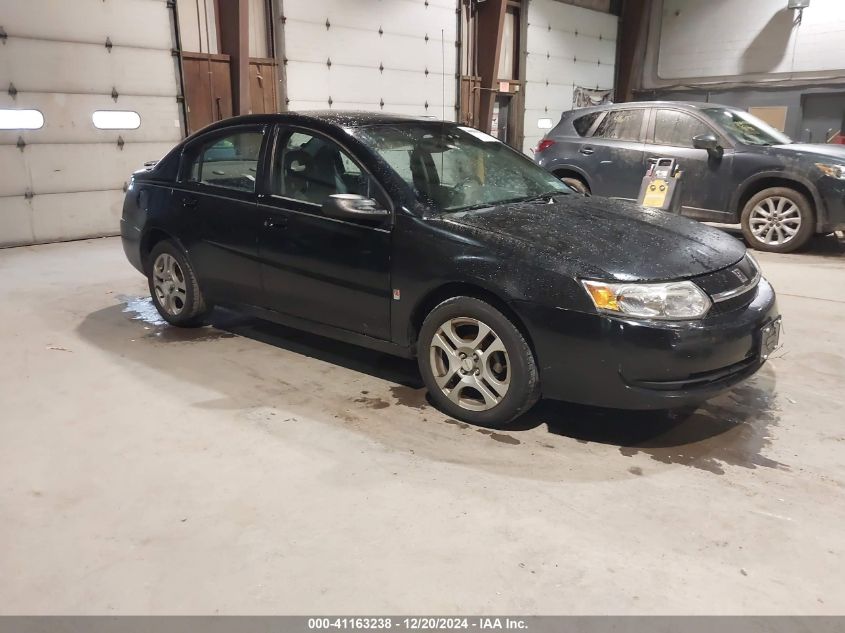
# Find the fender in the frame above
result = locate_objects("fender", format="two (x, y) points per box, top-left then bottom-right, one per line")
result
(731, 170), (826, 231)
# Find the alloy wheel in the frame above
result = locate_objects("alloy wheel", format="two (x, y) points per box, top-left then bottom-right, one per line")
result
(749, 196), (802, 246)
(429, 317), (511, 412)
(152, 253), (187, 316)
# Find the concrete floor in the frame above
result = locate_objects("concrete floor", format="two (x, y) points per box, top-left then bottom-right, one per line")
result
(1, 235), (844, 615)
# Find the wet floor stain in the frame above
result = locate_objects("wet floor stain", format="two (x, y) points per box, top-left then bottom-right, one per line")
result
(477, 429), (521, 445)
(628, 466), (643, 476)
(119, 295), (236, 343)
(389, 385), (429, 410)
(614, 382), (786, 475)
(443, 418), (521, 445)
(354, 396), (391, 410)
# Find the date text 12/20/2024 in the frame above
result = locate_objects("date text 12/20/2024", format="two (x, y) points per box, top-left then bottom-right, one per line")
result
(308, 618), (528, 630)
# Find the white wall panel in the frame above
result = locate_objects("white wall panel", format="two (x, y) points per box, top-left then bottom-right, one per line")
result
(280, 0), (458, 119)
(658, 0), (845, 81)
(0, 0), (181, 247)
(523, 0), (617, 154)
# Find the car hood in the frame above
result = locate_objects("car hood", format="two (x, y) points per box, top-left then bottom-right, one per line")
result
(768, 143), (845, 162)
(442, 195), (746, 281)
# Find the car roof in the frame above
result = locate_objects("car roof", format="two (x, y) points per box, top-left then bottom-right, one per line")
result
(565, 100), (728, 116)
(194, 110), (441, 135)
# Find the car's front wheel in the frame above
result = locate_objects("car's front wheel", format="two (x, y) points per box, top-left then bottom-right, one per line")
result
(147, 240), (210, 327)
(417, 297), (540, 427)
(740, 187), (815, 253)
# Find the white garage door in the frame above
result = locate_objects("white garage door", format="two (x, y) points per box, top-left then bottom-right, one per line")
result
(279, 0), (458, 119)
(523, 0), (617, 154)
(0, 0), (183, 247)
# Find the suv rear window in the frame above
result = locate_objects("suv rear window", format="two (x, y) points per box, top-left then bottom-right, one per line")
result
(573, 112), (601, 136)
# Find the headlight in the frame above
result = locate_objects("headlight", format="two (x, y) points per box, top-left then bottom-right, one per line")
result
(816, 163), (845, 179)
(581, 279), (711, 320)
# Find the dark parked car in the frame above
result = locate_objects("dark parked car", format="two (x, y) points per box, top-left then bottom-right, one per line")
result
(534, 101), (845, 253)
(122, 112), (780, 426)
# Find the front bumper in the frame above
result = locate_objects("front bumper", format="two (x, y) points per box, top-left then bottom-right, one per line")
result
(816, 176), (845, 233)
(514, 278), (779, 410)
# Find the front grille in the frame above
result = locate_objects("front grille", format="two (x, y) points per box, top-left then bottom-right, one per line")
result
(694, 254), (760, 314)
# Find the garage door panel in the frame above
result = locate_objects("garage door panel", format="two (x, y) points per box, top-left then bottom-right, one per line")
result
(0, 147), (33, 197)
(23, 143), (175, 196)
(30, 190), (124, 244)
(280, 0), (458, 122)
(0, 94), (182, 146)
(3, 0), (173, 50)
(0, 39), (179, 96)
(524, 0), (616, 153)
(284, 0), (456, 39)
(0, 197), (37, 246)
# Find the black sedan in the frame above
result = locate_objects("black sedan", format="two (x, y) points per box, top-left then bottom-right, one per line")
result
(121, 112), (781, 426)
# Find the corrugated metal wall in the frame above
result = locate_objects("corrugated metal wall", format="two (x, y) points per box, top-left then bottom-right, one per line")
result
(278, 0), (458, 119)
(0, 0), (183, 247)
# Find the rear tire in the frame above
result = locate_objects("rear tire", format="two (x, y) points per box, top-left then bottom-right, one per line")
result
(740, 187), (814, 253)
(147, 240), (210, 327)
(559, 175), (590, 195)
(417, 297), (540, 428)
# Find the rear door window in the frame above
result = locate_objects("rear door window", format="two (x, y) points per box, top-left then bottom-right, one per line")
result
(186, 129), (264, 192)
(592, 109), (645, 141)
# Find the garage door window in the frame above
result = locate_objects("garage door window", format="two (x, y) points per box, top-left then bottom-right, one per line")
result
(0, 109), (44, 130)
(92, 110), (141, 130)
(592, 109), (644, 141)
(187, 130), (264, 193)
(653, 110), (712, 148)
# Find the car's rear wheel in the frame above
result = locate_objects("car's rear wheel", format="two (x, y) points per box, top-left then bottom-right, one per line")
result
(558, 175), (590, 195)
(417, 297), (540, 427)
(740, 187), (814, 253)
(147, 240), (209, 327)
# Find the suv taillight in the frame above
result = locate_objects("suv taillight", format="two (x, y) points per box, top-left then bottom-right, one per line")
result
(536, 139), (555, 153)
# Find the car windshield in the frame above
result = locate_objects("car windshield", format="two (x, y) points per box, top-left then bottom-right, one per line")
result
(351, 123), (571, 212)
(701, 107), (792, 146)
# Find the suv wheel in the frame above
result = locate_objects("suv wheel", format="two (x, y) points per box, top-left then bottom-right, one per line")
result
(147, 240), (210, 327)
(417, 297), (540, 427)
(740, 187), (814, 253)
(559, 176), (590, 195)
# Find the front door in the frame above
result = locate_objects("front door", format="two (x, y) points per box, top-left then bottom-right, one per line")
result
(645, 108), (735, 221)
(257, 127), (392, 339)
(174, 125), (268, 305)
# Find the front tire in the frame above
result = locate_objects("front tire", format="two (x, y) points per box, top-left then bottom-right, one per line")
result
(740, 187), (814, 253)
(417, 297), (540, 427)
(147, 240), (210, 327)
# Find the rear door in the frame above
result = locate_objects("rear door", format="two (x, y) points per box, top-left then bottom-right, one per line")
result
(256, 126), (392, 339)
(174, 125), (268, 305)
(583, 108), (648, 199)
(645, 108), (735, 221)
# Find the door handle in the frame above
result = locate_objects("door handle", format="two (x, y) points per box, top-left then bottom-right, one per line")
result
(264, 217), (288, 229)
(181, 196), (198, 209)
(579, 146), (595, 155)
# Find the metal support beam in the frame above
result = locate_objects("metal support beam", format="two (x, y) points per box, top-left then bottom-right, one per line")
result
(217, 0), (251, 115)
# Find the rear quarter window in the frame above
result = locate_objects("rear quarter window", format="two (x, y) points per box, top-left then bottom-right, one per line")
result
(573, 112), (601, 137)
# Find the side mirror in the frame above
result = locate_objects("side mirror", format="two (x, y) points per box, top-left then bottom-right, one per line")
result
(692, 134), (721, 152)
(322, 193), (389, 222)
